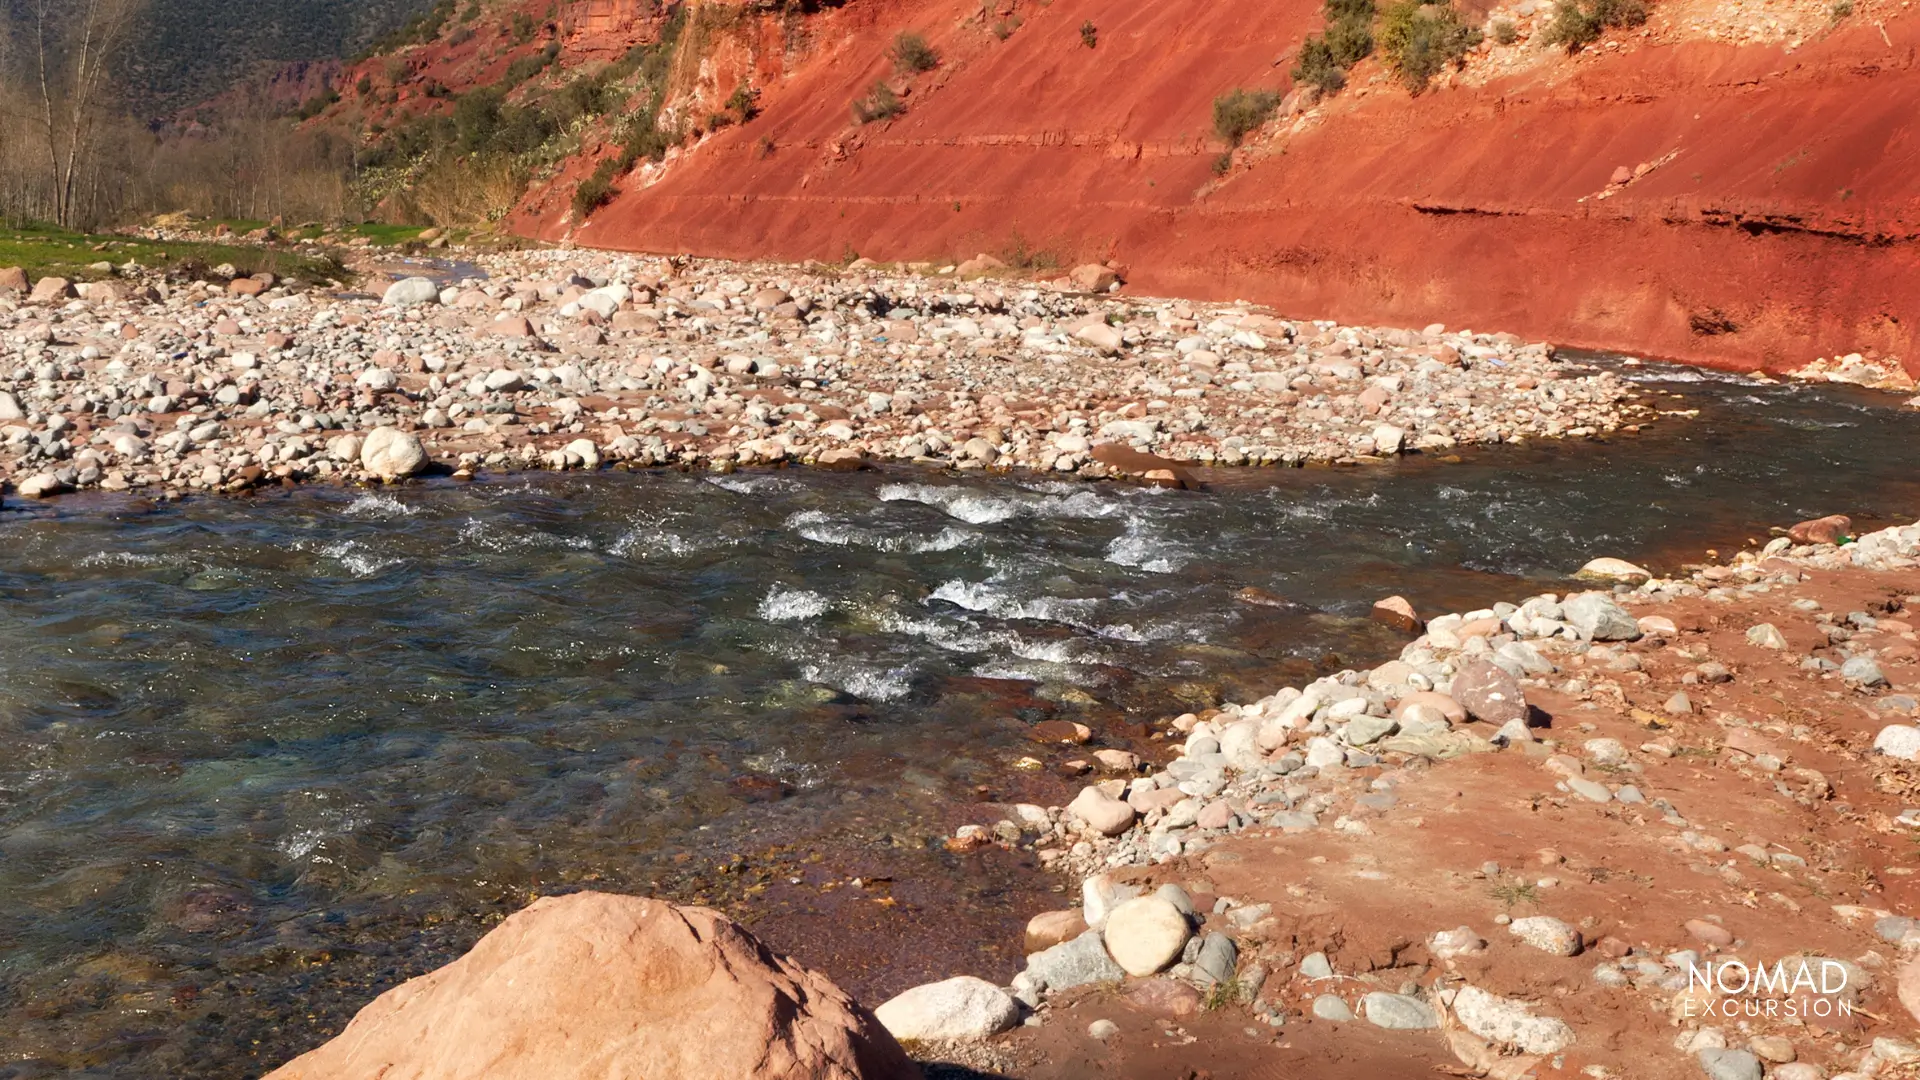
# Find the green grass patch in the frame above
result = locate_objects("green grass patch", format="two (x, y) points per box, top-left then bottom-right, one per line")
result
(0, 225), (346, 284)
(346, 222), (432, 244)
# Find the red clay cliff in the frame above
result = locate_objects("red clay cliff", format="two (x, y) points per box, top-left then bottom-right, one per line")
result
(500, 0), (1920, 378)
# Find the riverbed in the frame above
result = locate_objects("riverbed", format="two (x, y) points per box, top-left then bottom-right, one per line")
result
(0, 358), (1916, 1075)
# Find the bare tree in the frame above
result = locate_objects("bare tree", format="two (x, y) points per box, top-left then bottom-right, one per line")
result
(30, 0), (142, 227)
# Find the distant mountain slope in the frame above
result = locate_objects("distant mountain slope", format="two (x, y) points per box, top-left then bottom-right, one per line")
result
(123, 0), (438, 116)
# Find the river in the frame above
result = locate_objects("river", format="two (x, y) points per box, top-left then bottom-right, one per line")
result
(0, 358), (1916, 1075)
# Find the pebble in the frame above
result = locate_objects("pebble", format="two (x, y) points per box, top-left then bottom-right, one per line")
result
(1685, 918), (1733, 947)
(1360, 991), (1438, 1030)
(1874, 725), (1920, 762)
(1843, 656), (1889, 687)
(1087, 1018), (1119, 1040)
(1191, 932), (1238, 988)
(1697, 1048), (1763, 1080)
(1311, 994), (1354, 1021)
(1300, 951), (1334, 979)
(1567, 777), (1613, 803)
(1024, 910), (1088, 953)
(1577, 557), (1652, 584)
(1508, 916), (1582, 956)
(1746, 623), (1789, 649)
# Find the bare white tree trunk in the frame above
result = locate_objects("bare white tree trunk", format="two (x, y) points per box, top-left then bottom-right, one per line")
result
(29, 0), (140, 227)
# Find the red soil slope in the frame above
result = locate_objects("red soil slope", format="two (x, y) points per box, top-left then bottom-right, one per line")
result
(518, 0), (1920, 375)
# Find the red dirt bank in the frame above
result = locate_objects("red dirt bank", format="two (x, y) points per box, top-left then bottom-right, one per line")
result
(518, 0), (1920, 378)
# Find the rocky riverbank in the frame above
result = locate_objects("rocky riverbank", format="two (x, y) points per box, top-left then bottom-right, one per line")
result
(862, 515), (1920, 1080)
(0, 250), (1657, 500)
(259, 510), (1920, 1080)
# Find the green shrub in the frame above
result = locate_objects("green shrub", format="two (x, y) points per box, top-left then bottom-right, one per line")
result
(510, 11), (535, 44)
(1325, 7), (1377, 67)
(1080, 20), (1098, 47)
(1212, 88), (1281, 145)
(1292, 35), (1348, 93)
(1379, 0), (1482, 92)
(501, 42), (560, 89)
(1541, 0), (1647, 50)
(293, 89), (339, 120)
(852, 80), (904, 123)
(1492, 18), (1518, 43)
(725, 83), (761, 124)
(889, 32), (939, 74)
(1831, 0), (1853, 18)
(572, 159), (620, 220)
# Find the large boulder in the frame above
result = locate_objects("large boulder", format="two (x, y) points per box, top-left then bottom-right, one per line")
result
(1787, 515), (1851, 545)
(1102, 895), (1192, 976)
(360, 427), (427, 481)
(382, 277), (442, 307)
(873, 976), (1019, 1042)
(28, 275), (73, 304)
(1563, 592), (1642, 641)
(263, 892), (919, 1080)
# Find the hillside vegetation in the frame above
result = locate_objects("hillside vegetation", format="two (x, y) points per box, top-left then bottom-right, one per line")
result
(125, 0), (438, 116)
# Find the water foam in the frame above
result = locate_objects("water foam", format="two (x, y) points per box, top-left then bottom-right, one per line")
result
(1104, 521), (1190, 573)
(799, 660), (914, 702)
(341, 492), (417, 519)
(318, 539), (401, 578)
(786, 510), (975, 553)
(758, 585), (831, 622)
(878, 482), (1119, 524)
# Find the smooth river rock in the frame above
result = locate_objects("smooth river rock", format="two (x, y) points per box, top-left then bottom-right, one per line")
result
(382, 277), (442, 306)
(1576, 557), (1652, 585)
(1102, 895), (1192, 976)
(1360, 991), (1438, 1029)
(262, 892), (918, 1080)
(360, 427), (427, 481)
(1068, 786), (1137, 836)
(873, 976), (1019, 1042)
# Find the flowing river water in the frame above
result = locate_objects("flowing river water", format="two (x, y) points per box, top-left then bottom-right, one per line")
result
(2, 358), (1920, 1076)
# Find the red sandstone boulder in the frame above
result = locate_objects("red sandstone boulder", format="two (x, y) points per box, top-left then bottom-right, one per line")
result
(264, 892), (919, 1080)
(1451, 659), (1528, 726)
(1371, 595), (1422, 633)
(1090, 443), (1195, 488)
(1069, 263), (1119, 292)
(1787, 514), (1852, 545)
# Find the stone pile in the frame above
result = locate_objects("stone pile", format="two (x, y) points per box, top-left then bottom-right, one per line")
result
(0, 250), (1653, 499)
(874, 514), (1920, 1078)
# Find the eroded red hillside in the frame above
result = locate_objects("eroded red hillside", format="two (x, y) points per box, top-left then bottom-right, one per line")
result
(505, 0), (1919, 376)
